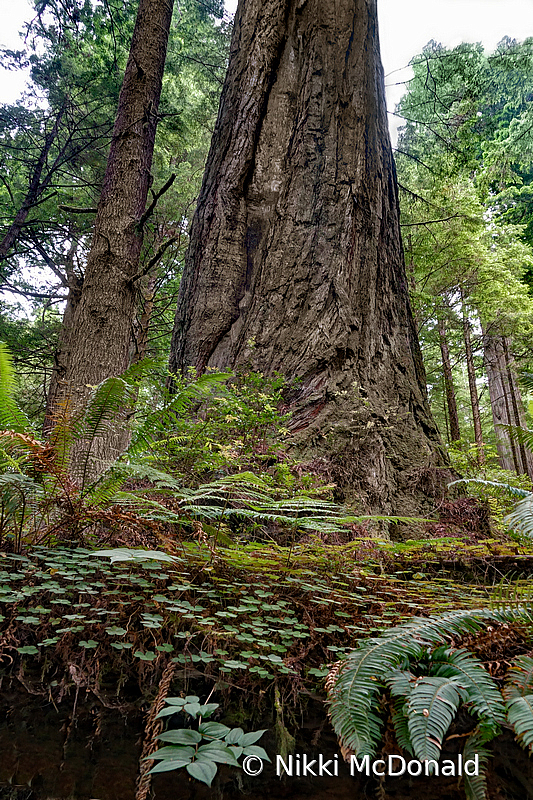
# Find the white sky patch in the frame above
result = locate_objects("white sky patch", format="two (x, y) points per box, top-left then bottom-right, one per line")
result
(0, 0), (531, 124)
(0, 0), (33, 103)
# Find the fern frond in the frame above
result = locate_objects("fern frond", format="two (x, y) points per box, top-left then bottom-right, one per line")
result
(503, 656), (533, 701)
(505, 495), (533, 537)
(505, 694), (533, 751)
(0, 472), (43, 502)
(449, 478), (530, 499)
(0, 431), (57, 476)
(462, 728), (493, 800)
(407, 676), (468, 763)
(391, 698), (414, 755)
(491, 573), (532, 611)
(127, 371), (231, 459)
(0, 472), (44, 532)
(519, 372), (533, 393)
(72, 376), (136, 489)
(329, 609), (498, 756)
(329, 639), (424, 755)
(0, 342), (33, 433)
(431, 647), (506, 725)
(499, 424), (533, 455)
(386, 668), (417, 699)
(78, 377), (136, 442)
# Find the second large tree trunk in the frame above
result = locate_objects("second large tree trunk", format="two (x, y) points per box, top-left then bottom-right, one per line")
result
(169, 0), (445, 514)
(51, 0), (174, 474)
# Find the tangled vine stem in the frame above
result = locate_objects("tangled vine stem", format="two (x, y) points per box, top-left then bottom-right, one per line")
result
(135, 661), (177, 800)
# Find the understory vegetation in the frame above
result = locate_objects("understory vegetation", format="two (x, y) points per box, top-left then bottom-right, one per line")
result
(2, 342), (533, 797)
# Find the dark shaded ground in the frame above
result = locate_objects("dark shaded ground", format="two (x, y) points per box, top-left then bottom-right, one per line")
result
(0, 691), (532, 800)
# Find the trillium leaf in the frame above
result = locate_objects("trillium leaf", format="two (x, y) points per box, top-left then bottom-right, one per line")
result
(242, 745), (271, 762)
(224, 727), (244, 745)
(144, 746), (196, 761)
(158, 729), (202, 745)
(199, 721), (231, 739)
(239, 730), (267, 746)
(148, 758), (191, 774)
(186, 759), (217, 786)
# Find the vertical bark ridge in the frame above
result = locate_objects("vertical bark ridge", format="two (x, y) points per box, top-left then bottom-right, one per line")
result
(169, 0), (445, 514)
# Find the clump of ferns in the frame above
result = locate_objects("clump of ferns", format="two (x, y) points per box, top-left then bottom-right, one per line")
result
(2, 343), (402, 551)
(328, 607), (533, 800)
(0, 341), (232, 549)
(449, 473), (533, 542)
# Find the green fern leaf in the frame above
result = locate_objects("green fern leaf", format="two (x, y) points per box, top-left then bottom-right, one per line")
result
(462, 728), (493, 800)
(391, 698), (414, 755)
(127, 372), (230, 459)
(431, 647), (506, 725)
(519, 372), (533, 393)
(71, 376), (136, 489)
(0, 342), (33, 433)
(505, 495), (533, 538)
(387, 668), (417, 699)
(499, 424), (533, 454)
(330, 640), (425, 755)
(407, 676), (468, 763)
(503, 656), (533, 700)
(329, 609), (496, 758)
(505, 694), (533, 751)
(449, 478), (530, 499)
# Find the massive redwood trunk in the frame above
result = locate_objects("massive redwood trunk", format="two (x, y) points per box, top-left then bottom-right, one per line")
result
(169, 0), (445, 514)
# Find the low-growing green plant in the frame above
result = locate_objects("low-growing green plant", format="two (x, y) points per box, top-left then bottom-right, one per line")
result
(144, 695), (270, 785)
(2, 342), (426, 550)
(0, 349), (231, 549)
(144, 370), (290, 482)
(328, 607), (533, 800)
(450, 477), (533, 539)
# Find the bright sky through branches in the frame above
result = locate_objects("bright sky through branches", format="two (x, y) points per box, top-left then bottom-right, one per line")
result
(1, 0), (532, 133)
(225, 0), (533, 141)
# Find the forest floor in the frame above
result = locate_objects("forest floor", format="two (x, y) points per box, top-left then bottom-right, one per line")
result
(1, 509), (533, 798)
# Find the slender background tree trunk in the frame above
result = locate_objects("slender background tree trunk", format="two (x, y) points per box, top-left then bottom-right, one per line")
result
(483, 331), (533, 477)
(461, 301), (484, 464)
(438, 316), (461, 443)
(49, 0), (174, 472)
(169, 0), (445, 514)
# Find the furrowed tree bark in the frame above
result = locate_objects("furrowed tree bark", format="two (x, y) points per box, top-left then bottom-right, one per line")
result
(502, 337), (533, 479)
(483, 331), (533, 477)
(437, 316), (461, 443)
(50, 0), (174, 474)
(42, 235), (83, 436)
(168, 0), (445, 515)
